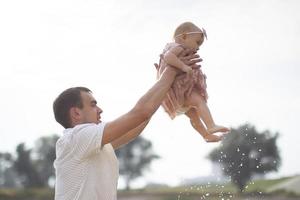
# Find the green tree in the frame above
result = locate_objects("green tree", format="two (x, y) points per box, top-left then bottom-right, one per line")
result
(208, 123), (281, 192)
(13, 135), (59, 188)
(0, 152), (20, 188)
(115, 136), (159, 190)
(33, 134), (59, 187)
(14, 143), (44, 187)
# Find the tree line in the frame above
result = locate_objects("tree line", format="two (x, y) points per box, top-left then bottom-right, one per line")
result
(0, 135), (158, 190)
(0, 135), (58, 188)
(0, 123), (281, 192)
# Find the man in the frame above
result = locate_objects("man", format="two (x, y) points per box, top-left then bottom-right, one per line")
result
(53, 50), (201, 200)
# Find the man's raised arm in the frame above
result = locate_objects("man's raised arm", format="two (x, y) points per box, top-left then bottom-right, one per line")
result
(102, 49), (202, 147)
(102, 67), (177, 146)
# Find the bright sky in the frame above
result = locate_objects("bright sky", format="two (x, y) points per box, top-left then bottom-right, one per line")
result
(1, 0), (299, 187)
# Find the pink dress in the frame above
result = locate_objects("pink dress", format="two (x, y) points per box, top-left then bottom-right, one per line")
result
(157, 42), (208, 119)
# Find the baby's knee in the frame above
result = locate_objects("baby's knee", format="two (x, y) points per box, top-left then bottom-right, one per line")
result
(186, 93), (202, 106)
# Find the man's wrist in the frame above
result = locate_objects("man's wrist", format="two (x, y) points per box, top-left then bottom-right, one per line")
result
(165, 65), (180, 76)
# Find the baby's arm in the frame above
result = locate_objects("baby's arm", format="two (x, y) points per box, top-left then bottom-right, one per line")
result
(163, 46), (192, 73)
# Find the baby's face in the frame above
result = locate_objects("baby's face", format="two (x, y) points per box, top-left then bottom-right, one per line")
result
(183, 33), (204, 51)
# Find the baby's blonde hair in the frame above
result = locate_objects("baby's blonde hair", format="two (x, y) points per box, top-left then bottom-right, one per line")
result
(173, 22), (201, 39)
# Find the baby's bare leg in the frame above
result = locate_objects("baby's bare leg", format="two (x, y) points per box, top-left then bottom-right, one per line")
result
(185, 108), (223, 142)
(185, 108), (208, 137)
(186, 92), (230, 134)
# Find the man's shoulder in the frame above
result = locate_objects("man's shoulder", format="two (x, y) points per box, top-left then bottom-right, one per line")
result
(71, 122), (106, 133)
(74, 122), (98, 130)
(59, 123), (105, 143)
(55, 122), (108, 158)
(73, 122), (107, 140)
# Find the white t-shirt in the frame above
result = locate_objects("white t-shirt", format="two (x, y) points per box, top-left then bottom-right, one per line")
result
(54, 122), (119, 200)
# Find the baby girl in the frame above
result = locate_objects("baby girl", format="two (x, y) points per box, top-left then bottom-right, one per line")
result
(156, 22), (230, 142)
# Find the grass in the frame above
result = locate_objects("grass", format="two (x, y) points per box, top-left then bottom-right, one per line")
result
(118, 175), (298, 199)
(242, 176), (293, 192)
(0, 188), (54, 200)
(0, 176), (297, 200)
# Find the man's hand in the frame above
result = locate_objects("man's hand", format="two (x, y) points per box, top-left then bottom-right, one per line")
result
(154, 49), (202, 74)
(178, 49), (202, 69)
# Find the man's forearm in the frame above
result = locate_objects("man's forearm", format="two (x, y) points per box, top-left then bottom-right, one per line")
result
(111, 119), (150, 149)
(164, 51), (189, 71)
(102, 67), (177, 147)
(134, 66), (177, 118)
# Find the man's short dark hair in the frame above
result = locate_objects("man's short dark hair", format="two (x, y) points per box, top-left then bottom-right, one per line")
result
(53, 87), (92, 128)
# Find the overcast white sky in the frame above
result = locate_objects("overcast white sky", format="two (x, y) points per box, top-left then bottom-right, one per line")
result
(0, 0), (299, 187)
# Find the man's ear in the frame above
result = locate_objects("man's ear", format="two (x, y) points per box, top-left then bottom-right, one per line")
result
(70, 107), (81, 122)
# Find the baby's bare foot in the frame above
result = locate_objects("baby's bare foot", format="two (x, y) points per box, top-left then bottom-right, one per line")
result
(203, 133), (224, 143)
(208, 125), (230, 134)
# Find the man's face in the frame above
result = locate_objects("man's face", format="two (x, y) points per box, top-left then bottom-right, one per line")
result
(79, 91), (103, 124)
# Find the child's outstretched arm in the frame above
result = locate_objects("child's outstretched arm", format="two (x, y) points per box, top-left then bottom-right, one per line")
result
(163, 46), (192, 73)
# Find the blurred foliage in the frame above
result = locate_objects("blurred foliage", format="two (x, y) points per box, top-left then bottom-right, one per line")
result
(1, 133), (159, 190)
(116, 136), (159, 190)
(14, 143), (44, 187)
(208, 123), (281, 192)
(0, 135), (59, 188)
(0, 152), (20, 188)
(32, 135), (59, 186)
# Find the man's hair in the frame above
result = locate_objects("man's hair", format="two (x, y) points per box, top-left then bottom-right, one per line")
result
(53, 87), (92, 129)
(173, 21), (201, 38)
